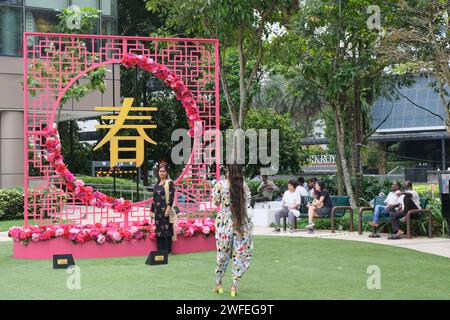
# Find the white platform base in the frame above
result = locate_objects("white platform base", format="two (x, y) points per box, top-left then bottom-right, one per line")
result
(250, 201), (283, 227)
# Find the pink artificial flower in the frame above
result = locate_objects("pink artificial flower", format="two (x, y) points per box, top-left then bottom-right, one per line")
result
(55, 163), (67, 175)
(184, 227), (194, 238)
(134, 230), (144, 240)
(75, 180), (85, 188)
(31, 233), (40, 242)
(97, 234), (106, 244)
(130, 226), (138, 234)
(111, 231), (122, 242)
(202, 226), (210, 235)
(64, 171), (75, 183)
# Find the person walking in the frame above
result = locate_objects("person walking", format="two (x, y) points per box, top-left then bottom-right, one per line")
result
(211, 164), (253, 297)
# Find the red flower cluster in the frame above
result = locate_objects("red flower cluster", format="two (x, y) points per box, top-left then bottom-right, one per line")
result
(44, 125), (132, 214)
(120, 53), (202, 136)
(8, 219), (215, 245)
(176, 217), (215, 238)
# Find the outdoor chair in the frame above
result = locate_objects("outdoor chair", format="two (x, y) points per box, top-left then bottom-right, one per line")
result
(358, 197), (432, 239)
(282, 195), (352, 233)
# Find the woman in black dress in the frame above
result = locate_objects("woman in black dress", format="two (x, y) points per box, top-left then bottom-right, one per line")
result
(151, 165), (175, 253)
(305, 181), (333, 231)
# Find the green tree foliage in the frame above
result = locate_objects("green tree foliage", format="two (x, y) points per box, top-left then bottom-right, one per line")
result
(221, 108), (307, 177)
(145, 0), (300, 128)
(57, 6), (100, 34)
(26, 6), (106, 122)
(379, 0), (450, 131)
(118, 1), (189, 184)
(272, 0), (404, 206)
(58, 121), (93, 175)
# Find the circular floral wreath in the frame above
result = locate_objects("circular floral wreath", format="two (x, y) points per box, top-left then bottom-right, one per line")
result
(44, 53), (202, 214)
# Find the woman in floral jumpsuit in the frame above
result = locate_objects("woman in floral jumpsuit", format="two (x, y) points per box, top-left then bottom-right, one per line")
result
(212, 164), (253, 297)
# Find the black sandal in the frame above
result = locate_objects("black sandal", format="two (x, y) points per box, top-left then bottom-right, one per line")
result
(388, 234), (401, 240)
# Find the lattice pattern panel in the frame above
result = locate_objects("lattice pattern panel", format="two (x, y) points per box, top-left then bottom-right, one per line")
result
(23, 33), (220, 226)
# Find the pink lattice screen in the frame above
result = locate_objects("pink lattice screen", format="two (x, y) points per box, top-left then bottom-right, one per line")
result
(23, 32), (220, 227)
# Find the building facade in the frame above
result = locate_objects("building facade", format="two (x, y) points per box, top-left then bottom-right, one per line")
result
(370, 74), (450, 180)
(0, 0), (119, 187)
(300, 74), (450, 181)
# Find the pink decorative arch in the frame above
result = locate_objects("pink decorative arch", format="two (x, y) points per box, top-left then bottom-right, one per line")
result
(23, 33), (221, 227)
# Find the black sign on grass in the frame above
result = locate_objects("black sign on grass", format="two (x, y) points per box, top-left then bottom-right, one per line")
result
(53, 254), (75, 269)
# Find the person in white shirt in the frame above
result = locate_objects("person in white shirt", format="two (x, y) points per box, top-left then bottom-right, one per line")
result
(389, 181), (421, 239)
(273, 180), (301, 233)
(368, 181), (402, 228)
(297, 177), (309, 194)
(296, 177), (308, 197)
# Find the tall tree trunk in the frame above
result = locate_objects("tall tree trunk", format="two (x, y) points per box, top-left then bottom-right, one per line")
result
(237, 26), (246, 129)
(378, 142), (387, 175)
(352, 80), (363, 206)
(333, 103), (357, 208)
(330, 0), (356, 207)
(335, 146), (344, 195)
(437, 77), (450, 133)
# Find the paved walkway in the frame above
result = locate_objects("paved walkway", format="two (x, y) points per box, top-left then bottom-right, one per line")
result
(0, 231), (10, 242)
(253, 227), (450, 258)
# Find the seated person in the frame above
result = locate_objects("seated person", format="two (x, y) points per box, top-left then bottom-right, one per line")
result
(296, 177), (308, 197)
(273, 180), (301, 233)
(388, 181), (421, 240)
(305, 181), (333, 231)
(368, 181), (402, 228)
(250, 175), (279, 208)
(307, 178), (317, 197)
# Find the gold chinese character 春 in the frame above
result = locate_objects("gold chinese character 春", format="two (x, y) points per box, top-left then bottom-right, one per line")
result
(94, 98), (157, 167)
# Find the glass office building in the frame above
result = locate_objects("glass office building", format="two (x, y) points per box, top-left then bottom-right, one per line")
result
(372, 75), (447, 132)
(0, 0), (118, 187)
(0, 1), (118, 56)
(300, 75), (450, 178)
(370, 75), (450, 177)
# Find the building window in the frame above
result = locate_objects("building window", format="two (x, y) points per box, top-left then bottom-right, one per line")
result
(101, 0), (116, 16)
(71, 0), (99, 9)
(0, 0), (22, 5)
(0, 6), (23, 56)
(25, 0), (68, 10)
(25, 8), (59, 33)
(101, 17), (117, 35)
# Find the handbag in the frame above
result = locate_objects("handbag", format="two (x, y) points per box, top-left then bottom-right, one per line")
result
(164, 180), (178, 241)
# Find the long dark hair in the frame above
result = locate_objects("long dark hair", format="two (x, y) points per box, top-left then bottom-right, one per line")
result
(227, 164), (247, 233)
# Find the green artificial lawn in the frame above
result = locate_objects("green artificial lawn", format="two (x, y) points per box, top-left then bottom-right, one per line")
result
(0, 220), (27, 232)
(0, 236), (449, 300)
(0, 220), (72, 232)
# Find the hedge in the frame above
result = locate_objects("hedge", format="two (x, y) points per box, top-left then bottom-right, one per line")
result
(0, 188), (61, 221)
(0, 188), (27, 220)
